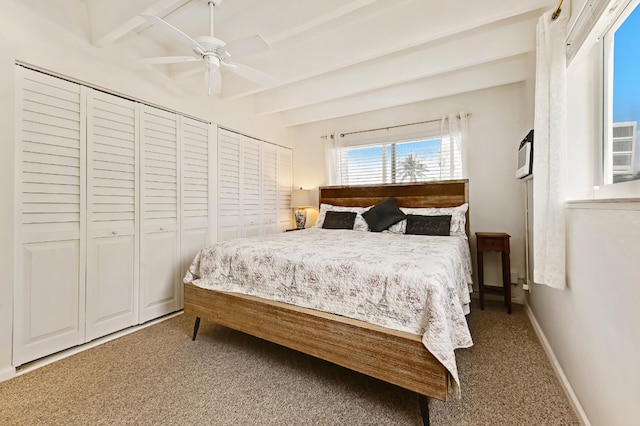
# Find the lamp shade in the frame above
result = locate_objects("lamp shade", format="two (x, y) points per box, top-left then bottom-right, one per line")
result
(291, 188), (312, 208)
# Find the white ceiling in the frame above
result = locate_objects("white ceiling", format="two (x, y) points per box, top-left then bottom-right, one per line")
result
(84, 0), (556, 127)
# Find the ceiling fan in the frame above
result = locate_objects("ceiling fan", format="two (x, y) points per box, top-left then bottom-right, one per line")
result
(140, 0), (278, 95)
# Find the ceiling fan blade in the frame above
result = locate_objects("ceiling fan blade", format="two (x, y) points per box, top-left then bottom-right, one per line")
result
(141, 15), (204, 54)
(173, 64), (205, 80)
(223, 35), (270, 58)
(205, 65), (222, 96)
(221, 62), (279, 87)
(138, 56), (201, 65)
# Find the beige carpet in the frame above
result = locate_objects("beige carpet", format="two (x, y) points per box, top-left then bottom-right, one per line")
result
(0, 300), (580, 425)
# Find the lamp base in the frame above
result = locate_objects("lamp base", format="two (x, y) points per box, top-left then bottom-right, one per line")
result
(294, 209), (307, 229)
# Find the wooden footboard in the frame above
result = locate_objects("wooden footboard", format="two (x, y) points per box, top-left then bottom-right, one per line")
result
(184, 283), (449, 401)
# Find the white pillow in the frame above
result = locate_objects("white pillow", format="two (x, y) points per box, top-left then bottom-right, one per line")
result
(387, 203), (469, 237)
(314, 203), (372, 231)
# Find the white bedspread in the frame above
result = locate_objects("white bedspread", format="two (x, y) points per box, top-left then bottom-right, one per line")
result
(184, 228), (474, 395)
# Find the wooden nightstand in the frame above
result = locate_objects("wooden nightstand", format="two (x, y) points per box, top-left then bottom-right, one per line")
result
(475, 232), (511, 314)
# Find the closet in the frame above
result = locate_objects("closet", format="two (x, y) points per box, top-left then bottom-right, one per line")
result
(217, 128), (292, 241)
(13, 67), (213, 365)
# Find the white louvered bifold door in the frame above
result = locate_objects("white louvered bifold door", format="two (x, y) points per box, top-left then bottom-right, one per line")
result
(261, 143), (278, 234)
(13, 67), (86, 365)
(180, 118), (213, 306)
(277, 147), (293, 232)
(241, 136), (262, 237)
(218, 129), (242, 241)
(139, 105), (180, 323)
(85, 89), (138, 341)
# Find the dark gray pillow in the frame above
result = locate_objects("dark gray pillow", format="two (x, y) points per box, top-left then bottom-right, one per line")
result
(322, 211), (357, 229)
(362, 197), (406, 232)
(405, 214), (452, 236)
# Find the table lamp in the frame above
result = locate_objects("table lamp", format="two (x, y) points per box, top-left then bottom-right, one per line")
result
(291, 188), (312, 229)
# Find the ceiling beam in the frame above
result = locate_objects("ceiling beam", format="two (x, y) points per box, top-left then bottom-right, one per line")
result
(253, 14), (538, 115)
(88, 0), (189, 47)
(221, 0), (553, 99)
(213, 0), (380, 44)
(279, 54), (533, 127)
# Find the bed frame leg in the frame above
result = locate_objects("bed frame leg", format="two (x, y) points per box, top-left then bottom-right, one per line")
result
(418, 394), (430, 426)
(192, 317), (201, 341)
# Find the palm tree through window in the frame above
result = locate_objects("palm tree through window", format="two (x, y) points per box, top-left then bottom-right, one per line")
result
(340, 138), (443, 185)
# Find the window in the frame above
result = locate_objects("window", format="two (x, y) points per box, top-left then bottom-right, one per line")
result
(603, 0), (640, 185)
(338, 139), (446, 185)
(325, 113), (467, 186)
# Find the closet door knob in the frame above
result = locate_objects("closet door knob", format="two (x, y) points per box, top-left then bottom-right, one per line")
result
(112, 231), (118, 235)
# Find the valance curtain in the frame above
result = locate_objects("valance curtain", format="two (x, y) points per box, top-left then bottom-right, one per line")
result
(440, 112), (468, 179)
(533, 10), (569, 290)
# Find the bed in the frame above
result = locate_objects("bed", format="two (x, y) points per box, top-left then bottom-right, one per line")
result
(183, 180), (473, 425)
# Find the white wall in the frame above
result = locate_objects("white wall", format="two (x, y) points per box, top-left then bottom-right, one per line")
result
(527, 38), (640, 426)
(0, 0), (292, 380)
(530, 203), (640, 426)
(292, 82), (532, 300)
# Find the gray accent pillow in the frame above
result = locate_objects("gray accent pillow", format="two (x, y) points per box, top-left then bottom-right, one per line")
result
(405, 214), (451, 236)
(322, 211), (357, 229)
(362, 197), (406, 232)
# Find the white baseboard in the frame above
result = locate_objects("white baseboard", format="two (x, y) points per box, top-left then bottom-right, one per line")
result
(0, 366), (16, 383)
(525, 302), (591, 426)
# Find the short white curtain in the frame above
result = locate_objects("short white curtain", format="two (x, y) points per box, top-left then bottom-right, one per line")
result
(440, 112), (468, 179)
(533, 10), (569, 290)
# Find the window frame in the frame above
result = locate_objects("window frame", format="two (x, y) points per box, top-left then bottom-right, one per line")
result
(599, 0), (640, 194)
(337, 137), (447, 186)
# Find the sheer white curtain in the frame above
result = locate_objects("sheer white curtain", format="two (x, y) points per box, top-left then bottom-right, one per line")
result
(323, 132), (342, 185)
(533, 10), (569, 290)
(440, 112), (468, 179)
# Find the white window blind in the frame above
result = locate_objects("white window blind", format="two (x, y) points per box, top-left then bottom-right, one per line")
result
(338, 136), (468, 185)
(338, 138), (447, 185)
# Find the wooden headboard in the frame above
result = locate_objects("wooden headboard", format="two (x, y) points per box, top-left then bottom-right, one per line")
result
(319, 180), (470, 237)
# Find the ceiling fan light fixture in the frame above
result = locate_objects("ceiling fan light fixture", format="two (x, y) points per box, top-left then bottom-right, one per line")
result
(204, 55), (221, 68)
(204, 62), (222, 96)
